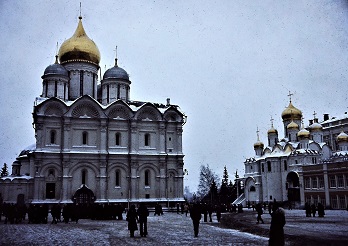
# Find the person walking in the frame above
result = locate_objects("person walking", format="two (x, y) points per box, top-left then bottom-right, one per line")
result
(256, 203), (264, 224)
(269, 202), (286, 246)
(126, 205), (138, 237)
(190, 203), (202, 237)
(137, 203), (149, 237)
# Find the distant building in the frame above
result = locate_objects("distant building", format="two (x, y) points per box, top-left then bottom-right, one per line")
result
(240, 98), (348, 209)
(0, 15), (186, 208)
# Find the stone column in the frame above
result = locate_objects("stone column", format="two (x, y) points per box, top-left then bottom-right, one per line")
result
(130, 121), (137, 154)
(100, 120), (107, 154)
(130, 160), (138, 200)
(99, 160), (107, 201)
(159, 160), (167, 198)
(61, 161), (70, 202)
(159, 123), (166, 153)
(323, 163), (330, 207)
(63, 120), (71, 152)
(177, 127), (183, 154)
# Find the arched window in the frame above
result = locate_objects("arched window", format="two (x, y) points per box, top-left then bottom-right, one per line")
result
(116, 133), (121, 146)
(82, 131), (88, 145)
(250, 186), (256, 192)
(82, 170), (86, 185)
(50, 130), (56, 144)
(115, 170), (120, 186)
(145, 133), (150, 146)
(145, 170), (150, 186)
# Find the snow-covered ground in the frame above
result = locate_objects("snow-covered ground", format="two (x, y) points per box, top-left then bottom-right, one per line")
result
(0, 209), (347, 245)
(0, 212), (268, 246)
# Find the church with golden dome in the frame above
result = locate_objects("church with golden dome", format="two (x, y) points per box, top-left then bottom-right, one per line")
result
(0, 16), (186, 208)
(239, 97), (348, 209)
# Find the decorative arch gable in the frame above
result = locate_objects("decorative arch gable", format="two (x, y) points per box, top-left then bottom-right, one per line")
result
(107, 101), (133, 120)
(164, 108), (183, 122)
(136, 104), (162, 121)
(35, 98), (67, 116)
(71, 103), (100, 118)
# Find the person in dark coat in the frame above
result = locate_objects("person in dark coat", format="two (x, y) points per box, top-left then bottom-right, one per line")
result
(216, 204), (221, 222)
(256, 203), (264, 224)
(311, 204), (316, 217)
(190, 203), (202, 237)
(317, 203), (325, 217)
(305, 202), (311, 217)
(269, 203), (286, 246)
(137, 203), (149, 237)
(126, 205), (138, 237)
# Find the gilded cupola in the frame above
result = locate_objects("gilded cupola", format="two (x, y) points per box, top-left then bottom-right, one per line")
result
(337, 131), (348, 142)
(58, 16), (100, 65)
(281, 102), (302, 121)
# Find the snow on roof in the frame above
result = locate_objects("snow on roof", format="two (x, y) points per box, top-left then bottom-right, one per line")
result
(321, 113), (348, 124)
(1, 175), (33, 181)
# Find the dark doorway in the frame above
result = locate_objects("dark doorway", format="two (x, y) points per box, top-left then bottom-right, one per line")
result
(46, 183), (55, 199)
(286, 172), (300, 202)
(72, 185), (95, 204)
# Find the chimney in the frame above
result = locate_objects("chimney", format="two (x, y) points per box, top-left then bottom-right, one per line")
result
(166, 98), (170, 106)
(323, 114), (329, 121)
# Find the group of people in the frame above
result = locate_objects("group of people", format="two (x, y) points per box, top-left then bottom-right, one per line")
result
(305, 202), (325, 217)
(126, 204), (149, 237)
(0, 202), (127, 224)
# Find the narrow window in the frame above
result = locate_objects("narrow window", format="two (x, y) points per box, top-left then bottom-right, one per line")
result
(50, 130), (56, 144)
(82, 170), (86, 185)
(116, 133), (121, 146)
(117, 84), (120, 99)
(92, 74), (95, 98)
(54, 81), (58, 97)
(80, 70), (84, 96)
(115, 170), (120, 186)
(261, 163), (264, 172)
(267, 161), (271, 172)
(82, 131), (88, 145)
(145, 170), (150, 186)
(250, 186), (255, 192)
(45, 81), (48, 97)
(64, 83), (66, 100)
(329, 176), (336, 188)
(145, 133), (150, 146)
(107, 84), (110, 104)
(284, 160), (287, 171)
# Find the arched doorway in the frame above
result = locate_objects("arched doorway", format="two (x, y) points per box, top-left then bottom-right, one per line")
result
(286, 172), (300, 202)
(72, 185), (95, 218)
(72, 185), (95, 204)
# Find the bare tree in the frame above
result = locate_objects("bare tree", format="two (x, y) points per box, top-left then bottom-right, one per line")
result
(197, 164), (219, 199)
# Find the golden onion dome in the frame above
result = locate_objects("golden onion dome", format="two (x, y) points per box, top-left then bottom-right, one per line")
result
(267, 126), (278, 135)
(281, 102), (302, 121)
(309, 122), (323, 132)
(58, 17), (100, 65)
(254, 141), (264, 149)
(337, 131), (348, 142)
(297, 128), (310, 138)
(287, 120), (299, 130)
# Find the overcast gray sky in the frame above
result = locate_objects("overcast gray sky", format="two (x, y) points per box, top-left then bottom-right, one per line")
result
(1, 0), (348, 191)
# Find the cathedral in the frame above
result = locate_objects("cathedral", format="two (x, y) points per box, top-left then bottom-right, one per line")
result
(240, 98), (348, 209)
(0, 15), (186, 208)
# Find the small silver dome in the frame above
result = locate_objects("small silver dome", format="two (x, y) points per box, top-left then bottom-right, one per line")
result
(103, 59), (129, 80)
(43, 56), (68, 77)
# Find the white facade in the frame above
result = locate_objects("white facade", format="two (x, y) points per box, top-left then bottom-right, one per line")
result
(241, 100), (348, 208)
(0, 16), (186, 207)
